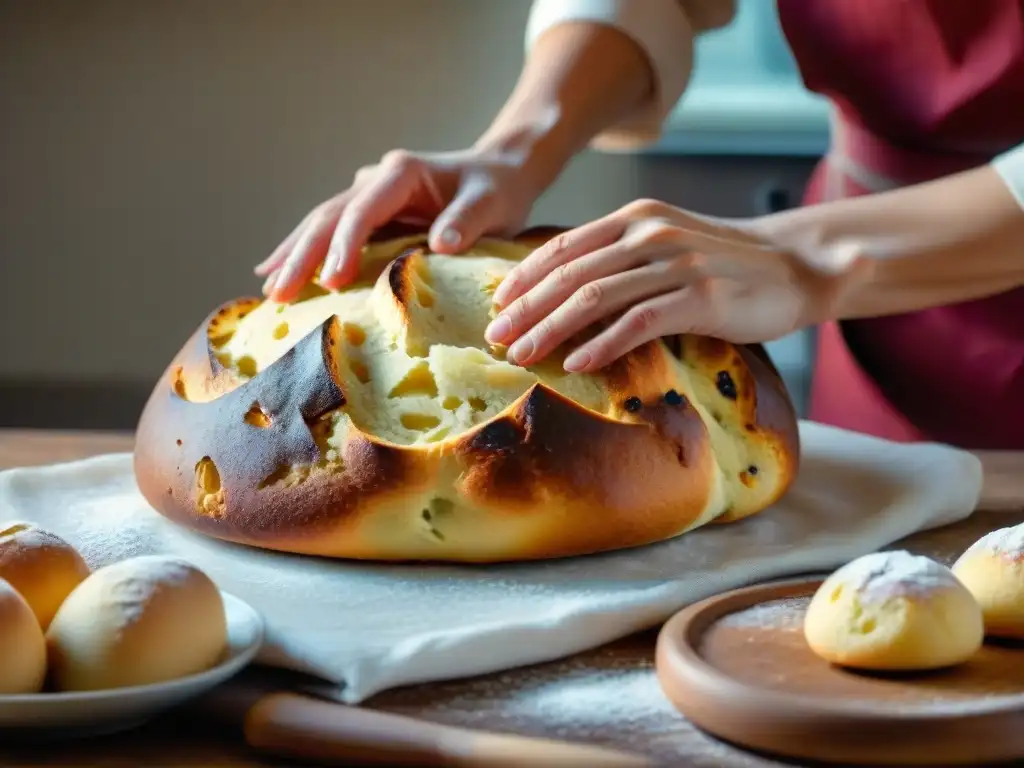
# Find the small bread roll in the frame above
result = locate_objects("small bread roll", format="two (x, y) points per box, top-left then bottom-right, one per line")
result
(0, 521), (90, 629)
(0, 577), (47, 693)
(952, 523), (1024, 639)
(46, 555), (227, 691)
(804, 550), (983, 671)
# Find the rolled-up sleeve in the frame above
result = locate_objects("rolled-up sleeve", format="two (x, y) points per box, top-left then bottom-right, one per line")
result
(525, 0), (695, 149)
(992, 142), (1024, 210)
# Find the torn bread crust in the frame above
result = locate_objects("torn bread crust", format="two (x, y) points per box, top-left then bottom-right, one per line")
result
(133, 226), (800, 563)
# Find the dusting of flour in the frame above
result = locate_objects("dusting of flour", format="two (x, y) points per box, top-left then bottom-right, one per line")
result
(100, 555), (197, 626)
(505, 669), (670, 730)
(966, 524), (1024, 560)
(0, 521), (67, 554)
(834, 550), (956, 600)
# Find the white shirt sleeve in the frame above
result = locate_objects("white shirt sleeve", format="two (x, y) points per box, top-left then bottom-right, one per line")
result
(992, 142), (1024, 210)
(525, 0), (696, 150)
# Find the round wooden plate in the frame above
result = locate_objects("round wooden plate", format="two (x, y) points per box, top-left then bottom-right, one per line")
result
(655, 577), (1024, 766)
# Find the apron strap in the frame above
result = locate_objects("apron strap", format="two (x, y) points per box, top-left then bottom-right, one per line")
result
(824, 110), (1006, 201)
(825, 114), (900, 198)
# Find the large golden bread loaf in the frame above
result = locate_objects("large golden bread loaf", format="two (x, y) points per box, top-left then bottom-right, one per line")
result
(133, 225), (800, 563)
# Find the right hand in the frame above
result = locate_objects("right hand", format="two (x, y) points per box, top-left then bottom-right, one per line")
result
(254, 148), (536, 302)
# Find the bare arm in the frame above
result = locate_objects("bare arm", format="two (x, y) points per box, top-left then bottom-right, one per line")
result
(476, 0), (737, 199)
(473, 22), (655, 200)
(758, 156), (1024, 321)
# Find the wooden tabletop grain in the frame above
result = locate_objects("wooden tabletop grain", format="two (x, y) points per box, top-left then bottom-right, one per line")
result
(0, 428), (1022, 767)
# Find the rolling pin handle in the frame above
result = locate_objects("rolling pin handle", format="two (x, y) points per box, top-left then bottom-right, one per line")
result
(243, 692), (652, 767)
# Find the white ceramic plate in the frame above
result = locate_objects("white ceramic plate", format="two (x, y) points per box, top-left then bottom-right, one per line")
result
(0, 591), (263, 739)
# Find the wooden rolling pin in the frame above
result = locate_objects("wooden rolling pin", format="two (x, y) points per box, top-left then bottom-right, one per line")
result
(199, 680), (652, 767)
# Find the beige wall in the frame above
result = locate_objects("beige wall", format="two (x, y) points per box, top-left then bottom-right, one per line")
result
(0, 0), (641, 385)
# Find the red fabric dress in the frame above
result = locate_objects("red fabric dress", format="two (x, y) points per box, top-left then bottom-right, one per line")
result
(775, 0), (1024, 449)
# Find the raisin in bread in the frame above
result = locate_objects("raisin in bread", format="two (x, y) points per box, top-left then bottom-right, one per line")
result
(133, 225), (800, 563)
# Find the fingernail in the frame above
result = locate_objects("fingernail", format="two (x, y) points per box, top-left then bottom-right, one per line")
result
(320, 253), (339, 284)
(262, 272), (278, 296)
(492, 289), (511, 310)
(484, 316), (510, 344)
(279, 261), (297, 283)
(271, 265), (296, 299)
(253, 256), (275, 276)
(563, 349), (591, 372)
(509, 336), (534, 364)
(439, 227), (460, 247)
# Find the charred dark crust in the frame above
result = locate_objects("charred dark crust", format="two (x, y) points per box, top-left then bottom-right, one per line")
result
(454, 383), (712, 515)
(135, 315), (352, 541)
(468, 418), (524, 453)
(458, 415), (536, 504)
(386, 247), (425, 306)
(663, 334), (684, 359)
(387, 254), (406, 304)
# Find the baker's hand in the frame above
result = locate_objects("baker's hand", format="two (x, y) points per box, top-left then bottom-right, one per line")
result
(485, 199), (867, 373)
(254, 148), (534, 303)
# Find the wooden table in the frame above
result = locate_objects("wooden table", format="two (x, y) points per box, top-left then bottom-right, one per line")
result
(1, 428), (1022, 767)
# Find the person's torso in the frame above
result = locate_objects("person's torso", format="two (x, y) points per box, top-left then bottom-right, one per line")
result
(778, 0), (1024, 155)
(774, 0), (1024, 448)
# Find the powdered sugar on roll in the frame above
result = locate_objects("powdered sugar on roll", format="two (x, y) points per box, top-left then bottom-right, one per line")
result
(961, 524), (1024, 563)
(98, 555), (200, 627)
(0, 522), (67, 552)
(833, 550), (958, 603)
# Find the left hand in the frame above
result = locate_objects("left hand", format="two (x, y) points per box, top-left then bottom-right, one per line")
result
(485, 199), (863, 373)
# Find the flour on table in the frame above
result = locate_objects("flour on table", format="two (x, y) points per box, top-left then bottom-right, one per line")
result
(716, 598), (807, 631)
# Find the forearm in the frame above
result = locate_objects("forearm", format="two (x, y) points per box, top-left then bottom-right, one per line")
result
(476, 0), (737, 199)
(474, 22), (658, 198)
(758, 163), (1024, 320)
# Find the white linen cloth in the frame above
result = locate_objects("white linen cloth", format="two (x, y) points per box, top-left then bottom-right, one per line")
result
(0, 421), (982, 704)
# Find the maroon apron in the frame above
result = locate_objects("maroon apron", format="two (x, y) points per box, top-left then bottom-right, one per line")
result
(776, 0), (1024, 449)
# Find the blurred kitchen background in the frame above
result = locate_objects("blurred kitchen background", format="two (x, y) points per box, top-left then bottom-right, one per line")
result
(0, 0), (829, 430)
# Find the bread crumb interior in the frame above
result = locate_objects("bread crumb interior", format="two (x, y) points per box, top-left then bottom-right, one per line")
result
(213, 237), (610, 447)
